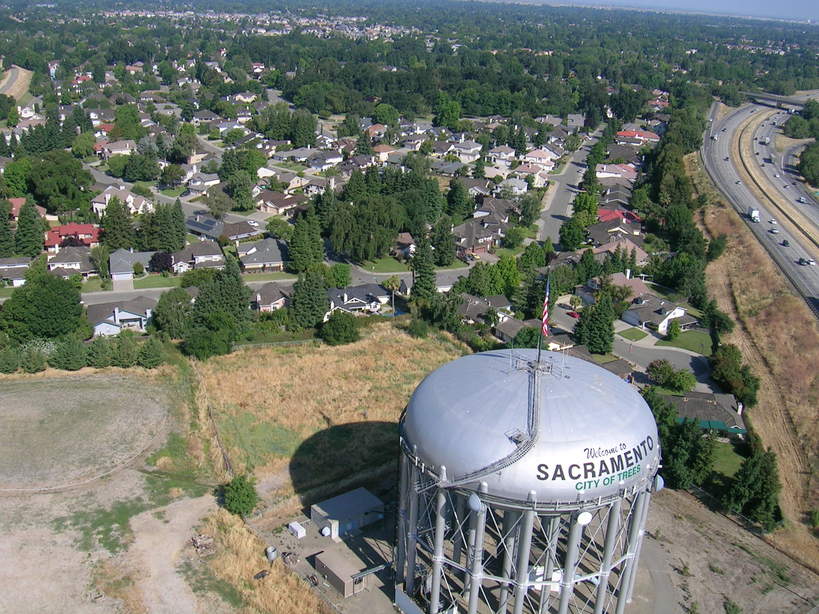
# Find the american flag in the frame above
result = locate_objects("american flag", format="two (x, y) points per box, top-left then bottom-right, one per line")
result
(541, 277), (551, 337)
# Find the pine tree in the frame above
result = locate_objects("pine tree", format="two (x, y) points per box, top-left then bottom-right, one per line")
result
(189, 256), (250, 331)
(291, 270), (329, 328)
(101, 197), (135, 250)
(137, 336), (165, 368)
(288, 212), (324, 273)
(49, 337), (88, 371)
(446, 179), (473, 220)
(14, 201), (44, 257)
(411, 240), (436, 302)
(725, 449), (781, 530)
(86, 337), (112, 368)
(430, 216), (455, 266)
(171, 199), (186, 251)
(0, 199), (14, 256)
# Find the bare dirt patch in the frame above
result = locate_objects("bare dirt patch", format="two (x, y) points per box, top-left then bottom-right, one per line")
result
(0, 374), (167, 491)
(648, 489), (819, 613)
(0, 65), (32, 100)
(686, 152), (819, 568)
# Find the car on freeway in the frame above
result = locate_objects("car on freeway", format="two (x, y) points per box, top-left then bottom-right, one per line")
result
(774, 173), (780, 177)
(567, 311), (581, 319)
(798, 196), (807, 203)
(770, 219), (777, 224)
(735, 180), (741, 185)
(784, 185), (789, 189)
(721, 127), (727, 132)
(798, 258), (809, 265)
(782, 239), (790, 247)
(769, 228), (780, 234)
(810, 259), (817, 266)
(724, 156), (729, 161)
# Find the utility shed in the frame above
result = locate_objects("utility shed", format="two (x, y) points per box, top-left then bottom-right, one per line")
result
(310, 487), (384, 542)
(314, 547), (371, 598)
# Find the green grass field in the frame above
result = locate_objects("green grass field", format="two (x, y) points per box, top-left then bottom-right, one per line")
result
(712, 441), (745, 478)
(360, 257), (409, 273)
(160, 186), (186, 198)
(0, 286), (14, 298)
(241, 272), (297, 281)
(82, 277), (109, 292)
(618, 327), (648, 341)
(656, 330), (712, 355)
(133, 275), (182, 289)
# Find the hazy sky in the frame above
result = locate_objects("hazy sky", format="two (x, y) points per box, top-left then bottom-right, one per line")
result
(564, 0), (818, 21)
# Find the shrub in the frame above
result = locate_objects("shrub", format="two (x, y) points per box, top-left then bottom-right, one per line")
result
(222, 475), (258, 516)
(137, 336), (165, 369)
(49, 338), (88, 371)
(133, 261), (144, 276)
(0, 347), (19, 373)
(407, 317), (430, 338)
(20, 347), (47, 373)
(112, 332), (139, 367)
(86, 337), (112, 368)
(666, 319), (681, 341)
(319, 311), (360, 346)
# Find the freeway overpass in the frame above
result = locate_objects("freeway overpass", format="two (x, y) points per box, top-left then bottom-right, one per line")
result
(742, 90), (819, 107)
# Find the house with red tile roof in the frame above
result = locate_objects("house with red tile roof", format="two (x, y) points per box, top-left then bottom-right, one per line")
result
(44, 223), (101, 253)
(7, 197), (47, 221)
(615, 130), (660, 144)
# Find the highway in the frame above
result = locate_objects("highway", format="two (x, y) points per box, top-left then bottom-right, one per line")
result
(701, 104), (819, 315)
(0, 65), (20, 96)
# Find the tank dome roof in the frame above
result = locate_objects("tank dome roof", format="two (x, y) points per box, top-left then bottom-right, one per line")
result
(402, 349), (660, 505)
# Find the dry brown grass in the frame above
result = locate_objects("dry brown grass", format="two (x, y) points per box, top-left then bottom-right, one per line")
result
(200, 508), (332, 614)
(91, 560), (146, 614)
(197, 322), (467, 501)
(0, 65), (32, 100)
(686, 152), (819, 568)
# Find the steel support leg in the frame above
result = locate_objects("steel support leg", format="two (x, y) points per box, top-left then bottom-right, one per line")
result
(429, 486), (448, 614)
(395, 453), (409, 585)
(593, 499), (622, 614)
(557, 512), (585, 614)
(467, 487), (489, 614)
(405, 461), (420, 596)
(512, 495), (537, 614)
(614, 491), (648, 614)
(623, 492), (651, 605)
(497, 510), (521, 614)
(538, 515), (561, 614)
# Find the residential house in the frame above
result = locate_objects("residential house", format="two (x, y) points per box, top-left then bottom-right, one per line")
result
(87, 296), (157, 337)
(660, 392), (747, 435)
(303, 176), (333, 197)
(460, 178), (493, 198)
(488, 145), (516, 167)
(91, 186), (154, 216)
(615, 130), (660, 145)
(513, 163), (550, 187)
(498, 178), (528, 196)
(188, 172), (221, 195)
(595, 164), (638, 182)
(252, 282), (289, 312)
(308, 150), (343, 171)
(457, 294), (514, 325)
(524, 148), (558, 166)
(171, 240), (225, 273)
(598, 205), (642, 225)
(44, 223), (101, 253)
(453, 140), (482, 163)
(7, 197), (46, 221)
(430, 160), (464, 176)
(576, 272), (649, 306)
(431, 141), (455, 158)
(402, 135), (425, 151)
(0, 256), (31, 287)
(100, 140), (137, 160)
(453, 217), (505, 257)
(391, 232), (416, 259)
(365, 123), (387, 140)
(237, 237), (287, 271)
(592, 237), (649, 267)
(255, 190), (308, 215)
(46, 246), (95, 278)
(474, 198), (516, 222)
(192, 109), (220, 126)
(109, 248), (156, 281)
(587, 219), (641, 247)
(326, 284), (389, 319)
(621, 293), (699, 335)
(372, 144), (396, 163)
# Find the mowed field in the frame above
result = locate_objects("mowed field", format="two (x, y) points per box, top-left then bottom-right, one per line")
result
(0, 65), (32, 100)
(0, 375), (167, 491)
(686, 151), (819, 568)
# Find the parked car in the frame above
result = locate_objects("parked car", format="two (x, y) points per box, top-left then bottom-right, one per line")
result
(567, 311), (581, 319)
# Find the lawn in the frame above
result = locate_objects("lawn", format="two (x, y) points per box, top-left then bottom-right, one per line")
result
(160, 186), (186, 198)
(589, 353), (618, 364)
(618, 327), (648, 342)
(82, 277), (109, 293)
(436, 260), (468, 271)
(241, 272), (297, 281)
(656, 330), (712, 356)
(494, 246), (525, 259)
(133, 275), (182, 289)
(272, 161), (307, 172)
(712, 441), (745, 478)
(0, 286), (14, 298)
(360, 257), (409, 273)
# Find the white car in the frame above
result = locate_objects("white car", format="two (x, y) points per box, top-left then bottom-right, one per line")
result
(770, 219), (777, 225)
(810, 259), (817, 266)
(769, 228), (780, 234)
(774, 173), (780, 178)
(247, 220), (259, 227)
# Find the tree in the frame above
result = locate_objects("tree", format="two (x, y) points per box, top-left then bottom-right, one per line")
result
(90, 245), (110, 280)
(71, 132), (96, 158)
(446, 179), (473, 220)
(0, 347), (19, 373)
(410, 240), (436, 302)
(205, 186), (233, 219)
(430, 217), (455, 266)
(725, 449), (781, 530)
(503, 226), (525, 249)
(666, 318), (681, 340)
(0, 272), (83, 342)
(266, 216), (293, 242)
(14, 200), (44, 257)
(137, 336), (165, 368)
(326, 263), (351, 288)
(291, 270), (328, 328)
(288, 213), (324, 273)
(558, 217), (585, 251)
(101, 197), (135, 250)
(49, 337), (88, 371)
(383, 275), (401, 314)
(226, 170), (254, 211)
(319, 310), (359, 345)
(222, 475), (258, 516)
(86, 337), (112, 368)
(374, 103), (400, 127)
(160, 164), (185, 188)
(574, 294), (614, 354)
(6, 106), (18, 128)
(151, 287), (192, 339)
(711, 344), (759, 407)
(0, 199), (14, 257)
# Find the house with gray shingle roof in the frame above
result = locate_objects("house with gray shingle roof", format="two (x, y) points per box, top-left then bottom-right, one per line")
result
(109, 248), (156, 281)
(238, 238), (287, 271)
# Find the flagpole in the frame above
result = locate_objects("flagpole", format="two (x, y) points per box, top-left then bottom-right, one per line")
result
(537, 274), (551, 365)
(536, 319), (543, 364)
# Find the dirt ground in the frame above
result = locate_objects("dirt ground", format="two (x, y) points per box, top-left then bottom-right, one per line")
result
(0, 64), (32, 100)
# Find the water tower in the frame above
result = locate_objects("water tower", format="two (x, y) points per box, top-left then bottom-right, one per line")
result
(394, 349), (661, 614)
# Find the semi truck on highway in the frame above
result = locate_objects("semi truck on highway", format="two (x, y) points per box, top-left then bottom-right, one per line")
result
(748, 207), (760, 223)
